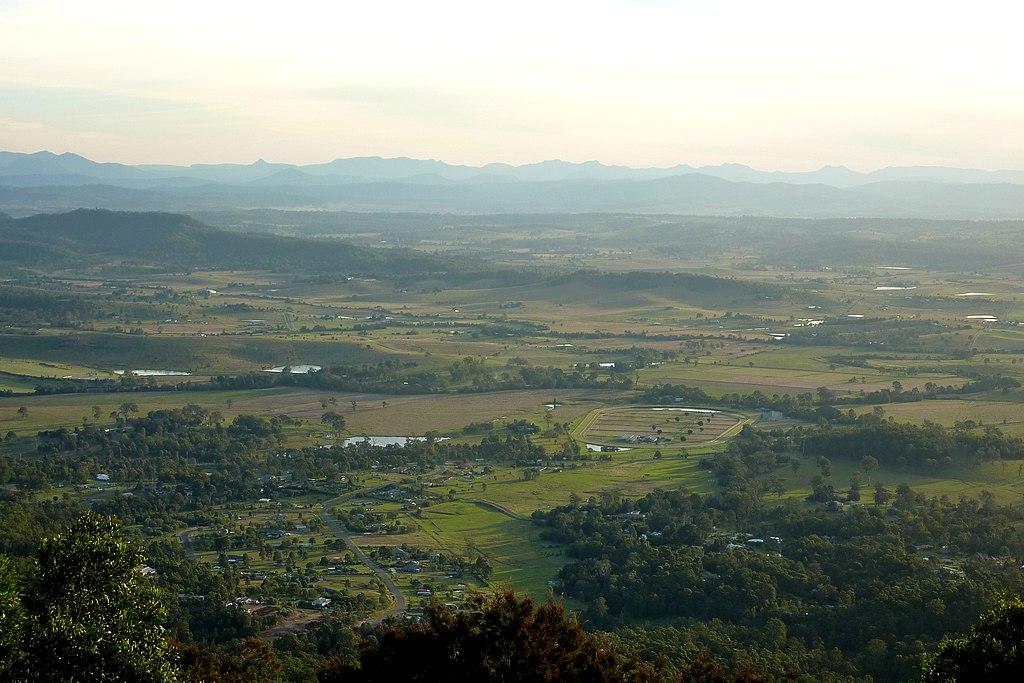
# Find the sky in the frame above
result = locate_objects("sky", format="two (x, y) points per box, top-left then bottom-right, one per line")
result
(1, 0), (1022, 171)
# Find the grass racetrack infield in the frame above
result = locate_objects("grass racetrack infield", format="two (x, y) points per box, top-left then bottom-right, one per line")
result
(572, 404), (748, 450)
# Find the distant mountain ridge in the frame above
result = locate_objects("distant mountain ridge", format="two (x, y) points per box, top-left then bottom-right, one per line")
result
(3, 151), (1024, 219)
(5, 150), (1024, 187)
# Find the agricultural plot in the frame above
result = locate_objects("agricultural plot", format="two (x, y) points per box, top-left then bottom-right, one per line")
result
(0, 372), (39, 394)
(0, 357), (116, 380)
(0, 387), (622, 439)
(847, 399), (1024, 436)
(641, 359), (963, 396)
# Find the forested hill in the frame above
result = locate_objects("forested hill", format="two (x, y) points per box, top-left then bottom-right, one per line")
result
(0, 209), (458, 275)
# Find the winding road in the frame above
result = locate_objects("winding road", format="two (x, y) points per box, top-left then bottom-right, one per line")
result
(318, 489), (406, 624)
(178, 528), (197, 560)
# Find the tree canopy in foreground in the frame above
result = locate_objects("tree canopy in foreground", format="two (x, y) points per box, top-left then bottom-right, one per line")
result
(0, 511), (179, 682)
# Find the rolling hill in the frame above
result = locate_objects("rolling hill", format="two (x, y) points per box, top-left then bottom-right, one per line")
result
(0, 209), (459, 275)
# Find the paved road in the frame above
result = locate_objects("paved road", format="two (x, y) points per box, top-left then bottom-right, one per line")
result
(318, 490), (406, 624)
(178, 528), (197, 560)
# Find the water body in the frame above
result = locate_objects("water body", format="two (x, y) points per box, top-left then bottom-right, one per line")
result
(115, 369), (192, 376)
(265, 364), (322, 373)
(342, 436), (449, 447)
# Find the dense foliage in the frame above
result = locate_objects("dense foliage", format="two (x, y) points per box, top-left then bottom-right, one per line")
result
(540, 488), (1024, 681)
(0, 512), (180, 682)
(919, 594), (1024, 681)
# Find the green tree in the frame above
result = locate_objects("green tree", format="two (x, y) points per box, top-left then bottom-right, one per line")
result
(320, 411), (347, 436)
(17, 512), (180, 682)
(176, 637), (280, 683)
(117, 401), (139, 422)
(0, 555), (26, 678)
(921, 594), (1024, 681)
(817, 456), (832, 478)
(873, 482), (892, 507)
(330, 589), (660, 682)
(860, 455), (879, 479)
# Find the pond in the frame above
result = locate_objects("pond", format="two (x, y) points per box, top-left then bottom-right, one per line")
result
(265, 364), (322, 373)
(115, 369), (192, 376)
(341, 436), (449, 447)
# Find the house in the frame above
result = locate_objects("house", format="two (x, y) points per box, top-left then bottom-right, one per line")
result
(95, 473), (110, 482)
(312, 597), (332, 609)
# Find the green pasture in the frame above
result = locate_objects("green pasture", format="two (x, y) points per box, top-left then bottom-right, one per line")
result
(0, 386), (627, 444)
(0, 388), (271, 435)
(0, 357), (116, 380)
(771, 454), (1024, 507)
(0, 372), (38, 394)
(847, 399), (1024, 436)
(640, 358), (962, 396)
(413, 501), (565, 597)
(436, 454), (717, 516)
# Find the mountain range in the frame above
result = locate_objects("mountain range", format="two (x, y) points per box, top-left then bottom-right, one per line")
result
(2, 151), (1024, 219)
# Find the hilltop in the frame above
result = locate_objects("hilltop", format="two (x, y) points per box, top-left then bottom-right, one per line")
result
(0, 209), (457, 275)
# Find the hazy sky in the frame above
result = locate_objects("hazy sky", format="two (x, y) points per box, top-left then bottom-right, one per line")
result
(1, 0), (1021, 170)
